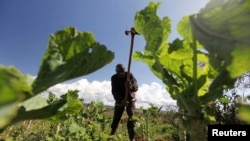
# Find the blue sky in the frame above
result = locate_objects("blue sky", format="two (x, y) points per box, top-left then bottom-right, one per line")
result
(0, 0), (210, 107)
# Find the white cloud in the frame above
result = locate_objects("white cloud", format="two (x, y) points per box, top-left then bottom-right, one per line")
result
(40, 79), (176, 109)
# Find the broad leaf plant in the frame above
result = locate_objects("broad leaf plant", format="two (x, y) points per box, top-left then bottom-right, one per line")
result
(0, 27), (114, 129)
(133, 1), (250, 141)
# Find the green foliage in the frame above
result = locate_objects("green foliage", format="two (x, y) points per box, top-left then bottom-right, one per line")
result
(134, 1), (215, 120)
(206, 72), (250, 124)
(190, 0), (250, 78)
(132, 104), (178, 140)
(32, 26), (114, 94)
(0, 26), (114, 130)
(133, 1), (250, 141)
(212, 91), (243, 124)
(0, 66), (33, 129)
(0, 95), (179, 141)
(1, 1), (250, 140)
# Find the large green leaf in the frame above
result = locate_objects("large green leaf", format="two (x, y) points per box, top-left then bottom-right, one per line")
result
(13, 91), (83, 122)
(0, 27), (114, 130)
(133, 2), (174, 91)
(0, 66), (32, 105)
(0, 65), (32, 129)
(133, 2), (216, 118)
(133, 1), (250, 140)
(134, 2), (214, 98)
(32, 27), (114, 94)
(190, 0), (250, 78)
(12, 97), (67, 123)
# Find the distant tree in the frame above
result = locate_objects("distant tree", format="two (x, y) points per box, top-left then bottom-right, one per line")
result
(212, 72), (250, 124)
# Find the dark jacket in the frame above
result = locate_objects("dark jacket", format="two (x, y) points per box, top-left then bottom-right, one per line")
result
(111, 72), (138, 104)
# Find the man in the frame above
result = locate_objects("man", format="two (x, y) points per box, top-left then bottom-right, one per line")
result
(110, 63), (138, 141)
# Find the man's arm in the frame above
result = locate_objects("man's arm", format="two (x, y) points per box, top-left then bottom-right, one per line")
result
(130, 73), (138, 92)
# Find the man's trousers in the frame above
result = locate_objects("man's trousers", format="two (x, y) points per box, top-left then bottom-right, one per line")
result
(110, 102), (135, 141)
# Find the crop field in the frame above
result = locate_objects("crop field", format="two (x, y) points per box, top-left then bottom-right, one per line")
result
(0, 102), (179, 141)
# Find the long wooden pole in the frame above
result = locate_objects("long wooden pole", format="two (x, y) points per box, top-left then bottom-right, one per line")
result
(124, 27), (138, 105)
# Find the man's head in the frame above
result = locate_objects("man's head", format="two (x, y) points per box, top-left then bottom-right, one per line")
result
(116, 64), (125, 74)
